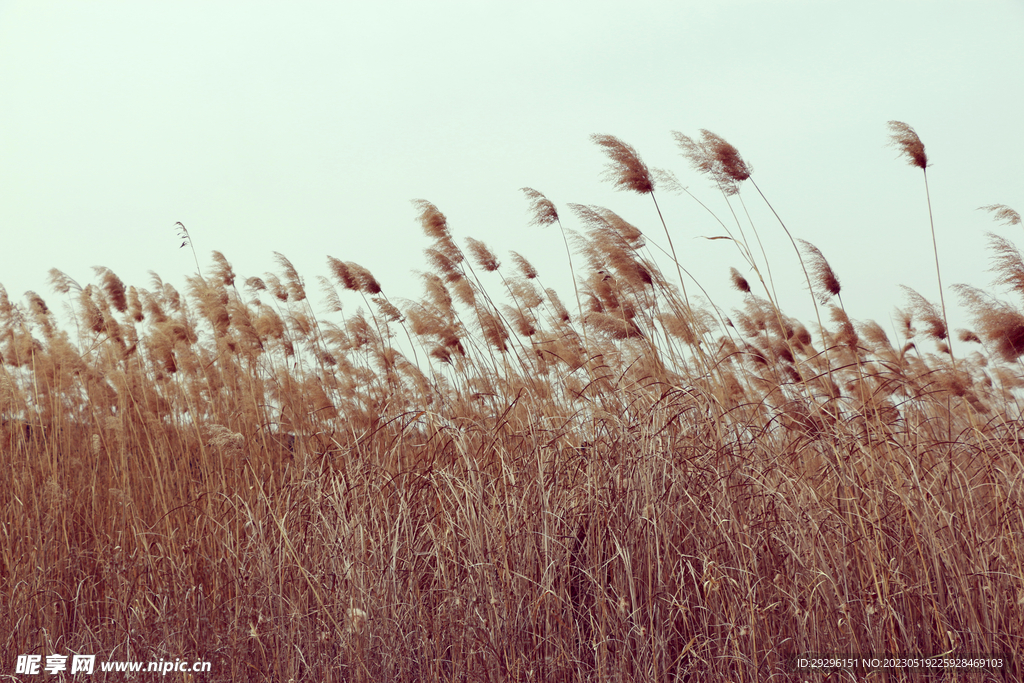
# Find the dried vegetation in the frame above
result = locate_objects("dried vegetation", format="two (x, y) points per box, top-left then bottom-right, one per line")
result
(1, 124), (1022, 681)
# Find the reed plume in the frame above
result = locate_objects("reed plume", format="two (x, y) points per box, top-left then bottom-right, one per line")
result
(347, 262), (382, 294)
(673, 129), (752, 195)
(127, 287), (144, 322)
(979, 203), (1021, 228)
(97, 267), (128, 314)
(985, 232), (1024, 301)
(509, 251), (537, 280)
(799, 240), (842, 305)
(958, 329), (982, 344)
(47, 268), (80, 295)
(465, 237), (501, 272)
(956, 284), (1024, 362)
(589, 135), (712, 374)
(521, 187), (588, 350)
(521, 187), (559, 226)
(414, 199), (461, 263)
(888, 121), (951, 359)
(211, 250), (236, 287)
(901, 286), (948, 342)
(886, 120), (929, 169)
(729, 267), (751, 294)
(245, 276), (267, 292)
(590, 134), (654, 194)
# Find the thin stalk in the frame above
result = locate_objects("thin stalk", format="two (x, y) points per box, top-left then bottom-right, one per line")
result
(923, 169), (953, 362)
(554, 215), (590, 354)
(749, 177), (837, 401)
(175, 222), (203, 279)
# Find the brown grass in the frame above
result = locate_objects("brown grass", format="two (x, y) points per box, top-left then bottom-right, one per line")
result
(1, 127), (1021, 682)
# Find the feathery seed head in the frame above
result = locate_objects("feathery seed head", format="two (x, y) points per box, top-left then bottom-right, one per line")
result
(420, 273), (453, 310)
(245, 276), (267, 292)
(729, 267), (751, 294)
(24, 292), (54, 339)
(702, 130), (752, 182)
(673, 130), (751, 195)
(346, 313), (375, 349)
(895, 308), (915, 338)
(600, 209), (644, 246)
(47, 269), (80, 295)
(211, 251), (236, 287)
(830, 305), (858, 349)
(979, 204), (1021, 228)
(793, 323), (812, 346)
(254, 306), (285, 340)
(652, 168), (685, 194)
(887, 121), (928, 170)
(424, 247), (463, 281)
(429, 344), (453, 364)
(956, 284), (1024, 361)
(127, 287), (143, 322)
(901, 286), (947, 340)
(265, 274), (289, 302)
(771, 340), (795, 364)
(142, 291), (168, 323)
(0, 285), (14, 324)
(860, 321), (892, 349)
(587, 311), (642, 339)
(327, 257), (359, 291)
(347, 262), (382, 294)
(413, 200), (450, 240)
(660, 312), (698, 344)
(984, 232), (1024, 298)
(79, 286), (104, 333)
(571, 205), (644, 249)
(319, 276), (344, 313)
(509, 251), (537, 279)
(506, 306), (536, 336)
(273, 252), (306, 301)
(97, 268), (128, 313)
(799, 240), (841, 304)
(373, 296), (403, 322)
(479, 310), (509, 351)
(982, 307), (1024, 362)
(546, 287), (571, 323)
(591, 134), (654, 194)
(451, 277), (475, 306)
(465, 237), (500, 272)
(958, 329), (982, 344)
(673, 132), (714, 176)
(521, 188), (559, 226)
(25, 292), (49, 318)
(508, 277), (543, 308)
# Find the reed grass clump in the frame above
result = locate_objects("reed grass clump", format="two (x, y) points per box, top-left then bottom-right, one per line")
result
(1, 125), (1021, 682)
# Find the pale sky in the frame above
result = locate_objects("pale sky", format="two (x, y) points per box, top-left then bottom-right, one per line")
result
(2, 1), (1022, 343)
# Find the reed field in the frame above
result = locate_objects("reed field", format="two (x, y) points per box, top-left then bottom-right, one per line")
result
(3, 123), (1023, 681)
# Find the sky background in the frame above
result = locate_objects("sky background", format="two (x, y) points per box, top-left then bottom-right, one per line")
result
(1, 1), (1022, 345)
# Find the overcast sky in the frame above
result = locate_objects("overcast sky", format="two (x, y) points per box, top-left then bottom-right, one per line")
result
(1, 1), (1022, 344)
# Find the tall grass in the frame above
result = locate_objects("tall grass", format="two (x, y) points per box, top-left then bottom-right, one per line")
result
(1, 123), (1022, 682)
